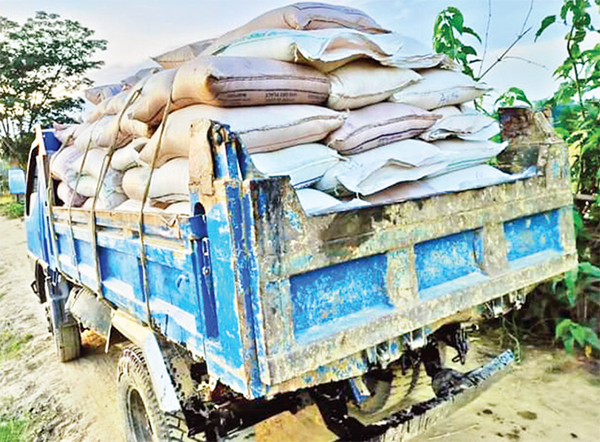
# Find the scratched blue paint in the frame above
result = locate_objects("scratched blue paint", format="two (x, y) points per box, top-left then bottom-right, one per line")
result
(290, 254), (391, 335)
(204, 200), (246, 374)
(415, 230), (483, 293)
(504, 210), (562, 261)
(241, 189), (268, 395)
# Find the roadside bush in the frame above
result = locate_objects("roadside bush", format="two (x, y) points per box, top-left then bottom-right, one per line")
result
(0, 200), (24, 219)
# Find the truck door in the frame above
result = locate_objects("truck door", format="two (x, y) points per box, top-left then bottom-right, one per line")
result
(24, 142), (52, 267)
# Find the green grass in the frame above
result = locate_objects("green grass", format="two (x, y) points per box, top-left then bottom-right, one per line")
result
(0, 200), (24, 219)
(0, 417), (28, 442)
(0, 329), (33, 363)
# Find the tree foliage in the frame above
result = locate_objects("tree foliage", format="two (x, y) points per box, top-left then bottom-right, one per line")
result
(432, 7), (481, 79)
(536, 0), (600, 217)
(432, 2), (600, 356)
(0, 11), (106, 165)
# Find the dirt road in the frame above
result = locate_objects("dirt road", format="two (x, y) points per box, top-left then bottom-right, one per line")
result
(0, 215), (598, 442)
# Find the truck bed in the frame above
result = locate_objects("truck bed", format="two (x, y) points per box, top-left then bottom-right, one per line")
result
(49, 112), (576, 399)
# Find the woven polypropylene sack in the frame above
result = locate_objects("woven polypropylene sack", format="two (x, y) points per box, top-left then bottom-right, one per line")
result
(111, 138), (148, 171)
(127, 69), (177, 125)
(250, 143), (341, 188)
(390, 69), (491, 110)
(50, 146), (83, 182)
(74, 116), (133, 150)
(84, 83), (123, 105)
(122, 158), (189, 202)
(325, 102), (439, 154)
(152, 39), (214, 69)
(172, 56), (329, 108)
(215, 28), (403, 72)
(419, 106), (499, 141)
(327, 60), (421, 110)
(205, 2), (389, 55)
(317, 138), (447, 195)
(139, 104), (344, 167)
(56, 181), (87, 207)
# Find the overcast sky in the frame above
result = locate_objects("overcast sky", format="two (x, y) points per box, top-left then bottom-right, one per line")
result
(1, 0), (599, 103)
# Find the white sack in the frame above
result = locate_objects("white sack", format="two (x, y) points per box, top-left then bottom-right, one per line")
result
(318, 139), (449, 195)
(365, 165), (536, 205)
(75, 116), (132, 150)
(390, 69), (491, 110)
(111, 138), (148, 171)
(216, 29), (404, 72)
(296, 188), (341, 214)
(84, 84), (123, 105)
(327, 61), (421, 110)
(82, 192), (128, 211)
(152, 40), (214, 69)
(419, 106), (499, 141)
(121, 67), (162, 87)
(381, 36), (458, 70)
(250, 143), (341, 188)
(127, 69), (177, 125)
(53, 123), (80, 145)
(164, 201), (191, 215)
(139, 104), (344, 166)
(73, 174), (126, 210)
(122, 159), (189, 202)
(296, 188), (370, 215)
(56, 181), (87, 207)
(206, 2), (389, 55)
(50, 146), (82, 182)
(432, 139), (506, 171)
(114, 199), (165, 213)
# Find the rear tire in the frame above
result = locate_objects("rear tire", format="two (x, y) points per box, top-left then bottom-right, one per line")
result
(348, 364), (421, 423)
(117, 345), (204, 442)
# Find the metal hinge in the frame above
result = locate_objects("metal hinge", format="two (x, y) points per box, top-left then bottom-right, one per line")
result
(201, 237), (211, 276)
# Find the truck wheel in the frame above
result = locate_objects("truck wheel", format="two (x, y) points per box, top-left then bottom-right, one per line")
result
(117, 345), (203, 442)
(53, 322), (81, 362)
(348, 364), (421, 423)
(44, 277), (81, 362)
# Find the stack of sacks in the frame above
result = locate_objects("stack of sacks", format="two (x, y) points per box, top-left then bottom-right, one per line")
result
(71, 149), (127, 210)
(50, 145), (87, 208)
(123, 3), (452, 215)
(47, 68), (166, 212)
(309, 67), (501, 207)
(61, 2), (505, 217)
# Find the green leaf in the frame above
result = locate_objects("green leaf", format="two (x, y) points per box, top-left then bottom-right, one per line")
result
(564, 337), (575, 353)
(565, 268), (579, 306)
(450, 11), (464, 32)
(461, 45), (477, 56)
(571, 324), (586, 346)
(536, 15), (557, 41)
(584, 328), (600, 350)
(556, 318), (574, 338)
(462, 26), (482, 43)
(579, 262), (600, 278)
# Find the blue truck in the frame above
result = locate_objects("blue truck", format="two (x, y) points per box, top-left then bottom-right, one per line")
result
(24, 108), (577, 441)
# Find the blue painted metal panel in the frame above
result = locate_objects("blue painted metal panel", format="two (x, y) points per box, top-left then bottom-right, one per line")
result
(42, 129), (61, 153)
(205, 201), (245, 366)
(8, 169), (25, 194)
(290, 254), (391, 335)
(504, 210), (562, 261)
(415, 230), (483, 293)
